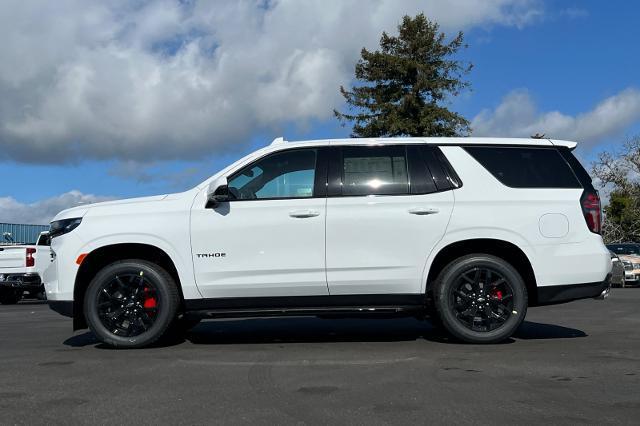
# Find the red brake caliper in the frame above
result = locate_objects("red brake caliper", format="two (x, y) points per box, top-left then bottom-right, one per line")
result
(490, 289), (503, 300)
(142, 287), (157, 312)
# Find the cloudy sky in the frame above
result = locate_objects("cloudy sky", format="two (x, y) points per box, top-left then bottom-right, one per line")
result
(1, 0), (639, 224)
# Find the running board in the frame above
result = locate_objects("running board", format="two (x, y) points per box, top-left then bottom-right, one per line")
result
(187, 305), (424, 320)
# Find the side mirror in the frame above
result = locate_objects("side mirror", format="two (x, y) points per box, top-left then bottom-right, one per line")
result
(205, 177), (230, 209)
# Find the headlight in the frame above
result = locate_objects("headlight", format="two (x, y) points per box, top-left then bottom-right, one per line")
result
(49, 218), (82, 239)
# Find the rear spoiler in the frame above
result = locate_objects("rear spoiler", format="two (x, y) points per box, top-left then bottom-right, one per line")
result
(549, 139), (578, 151)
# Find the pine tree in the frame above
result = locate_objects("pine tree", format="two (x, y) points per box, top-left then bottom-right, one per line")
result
(335, 14), (472, 137)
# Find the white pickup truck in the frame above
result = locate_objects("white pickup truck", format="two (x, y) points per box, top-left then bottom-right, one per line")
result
(0, 232), (50, 304)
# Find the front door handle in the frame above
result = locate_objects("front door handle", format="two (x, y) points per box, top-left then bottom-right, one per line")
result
(289, 209), (320, 218)
(408, 207), (439, 215)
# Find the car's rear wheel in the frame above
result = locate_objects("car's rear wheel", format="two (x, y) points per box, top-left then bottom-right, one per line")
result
(0, 289), (22, 305)
(84, 260), (180, 348)
(432, 254), (527, 344)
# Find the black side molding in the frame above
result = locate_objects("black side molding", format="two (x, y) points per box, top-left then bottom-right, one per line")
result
(184, 294), (426, 320)
(536, 276), (610, 306)
(186, 305), (423, 320)
(184, 294), (425, 311)
(48, 300), (73, 318)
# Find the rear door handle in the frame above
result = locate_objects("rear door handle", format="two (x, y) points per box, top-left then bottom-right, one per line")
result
(408, 207), (439, 215)
(289, 209), (320, 218)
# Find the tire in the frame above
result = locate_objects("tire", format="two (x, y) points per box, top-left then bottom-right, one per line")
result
(0, 289), (22, 305)
(84, 260), (180, 349)
(432, 254), (528, 344)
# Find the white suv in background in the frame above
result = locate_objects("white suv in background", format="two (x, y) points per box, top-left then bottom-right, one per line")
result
(44, 137), (611, 348)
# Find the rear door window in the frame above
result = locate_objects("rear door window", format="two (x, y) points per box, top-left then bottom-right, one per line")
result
(340, 146), (409, 196)
(464, 146), (581, 188)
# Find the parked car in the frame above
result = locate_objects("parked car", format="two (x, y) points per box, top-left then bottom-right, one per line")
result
(607, 243), (640, 255)
(606, 244), (640, 286)
(609, 251), (625, 287)
(620, 256), (640, 286)
(44, 137), (611, 348)
(0, 231), (50, 304)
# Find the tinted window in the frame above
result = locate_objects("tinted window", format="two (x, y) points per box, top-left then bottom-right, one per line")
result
(606, 245), (640, 255)
(558, 148), (594, 190)
(433, 148), (462, 188)
(464, 146), (581, 188)
(419, 146), (460, 191)
(407, 146), (437, 194)
(341, 146), (408, 196)
(228, 149), (317, 200)
(37, 234), (51, 246)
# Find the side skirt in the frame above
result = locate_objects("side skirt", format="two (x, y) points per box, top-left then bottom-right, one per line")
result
(183, 294), (426, 319)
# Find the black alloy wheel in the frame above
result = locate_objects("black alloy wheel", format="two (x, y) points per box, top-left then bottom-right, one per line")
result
(433, 254), (527, 344)
(450, 267), (514, 332)
(84, 260), (179, 348)
(96, 272), (160, 337)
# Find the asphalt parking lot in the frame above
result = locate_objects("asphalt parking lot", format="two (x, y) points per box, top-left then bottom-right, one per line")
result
(1, 290), (639, 425)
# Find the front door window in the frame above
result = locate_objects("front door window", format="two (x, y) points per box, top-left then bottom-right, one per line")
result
(228, 150), (317, 200)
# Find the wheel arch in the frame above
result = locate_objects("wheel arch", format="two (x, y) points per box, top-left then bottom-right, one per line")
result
(425, 238), (539, 306)
(72, 243), (186, 330)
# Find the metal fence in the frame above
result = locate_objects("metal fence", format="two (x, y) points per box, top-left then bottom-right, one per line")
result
(0, 223), (49, 245)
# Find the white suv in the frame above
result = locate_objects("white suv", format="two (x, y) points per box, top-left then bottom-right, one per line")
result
(44, 137), (611, 348)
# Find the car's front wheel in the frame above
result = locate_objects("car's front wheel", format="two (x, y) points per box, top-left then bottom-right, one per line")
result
(84, 260), (180, 348)
(432, 254), (527, 344)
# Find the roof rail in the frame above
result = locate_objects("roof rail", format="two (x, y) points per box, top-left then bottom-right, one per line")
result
(270, 136), (286, 145)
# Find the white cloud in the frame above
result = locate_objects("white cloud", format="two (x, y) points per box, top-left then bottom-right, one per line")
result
(471, 88), (640, 147)
(0, 0), (542, 164)
(107, 159), (205, 189)
(0, 191), (114, 225)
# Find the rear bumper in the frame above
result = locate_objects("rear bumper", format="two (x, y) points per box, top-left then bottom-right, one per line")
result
(537, 274), (611, 305)
(0, 273), (42, 290)
(48, 300), (73, 318)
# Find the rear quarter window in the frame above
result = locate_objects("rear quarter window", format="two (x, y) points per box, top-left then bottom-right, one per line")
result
(464, 146), (581, 189)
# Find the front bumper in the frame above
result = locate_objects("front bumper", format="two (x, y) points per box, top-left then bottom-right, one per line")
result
(0, 273), (42, 290)
(537, 274), (611, 305)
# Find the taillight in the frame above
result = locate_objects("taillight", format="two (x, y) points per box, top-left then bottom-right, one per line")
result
(581, 190), (601, 234)
(26, 247), (36, 267)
